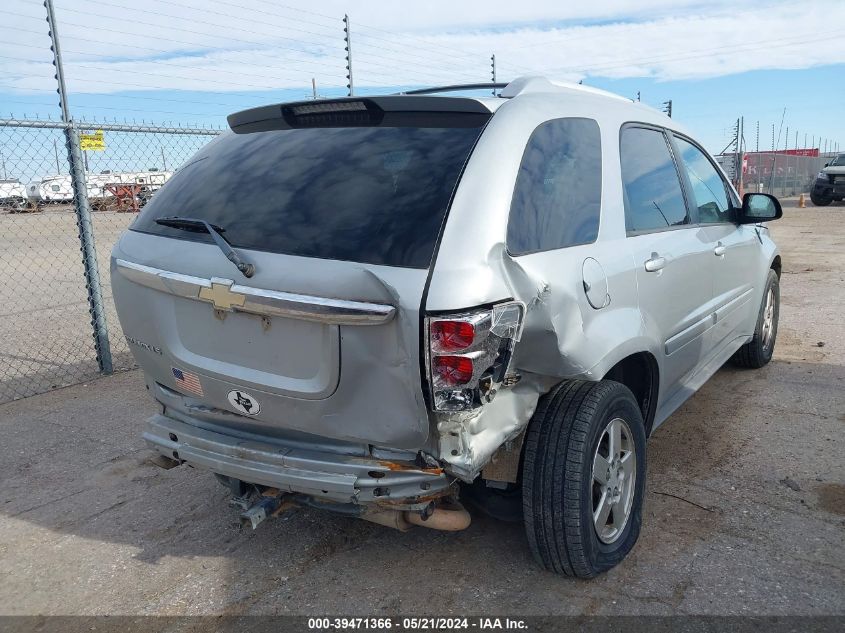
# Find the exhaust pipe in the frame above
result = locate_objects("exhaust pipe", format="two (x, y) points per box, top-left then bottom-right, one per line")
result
(236, 488), (471, 533)
(405, 500), (471, 531)
(362, 509), (412, 531)
(363, 500), (472, 532)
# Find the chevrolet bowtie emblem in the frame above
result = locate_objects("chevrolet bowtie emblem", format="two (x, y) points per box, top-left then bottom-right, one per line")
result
(198, 279), (246, 311)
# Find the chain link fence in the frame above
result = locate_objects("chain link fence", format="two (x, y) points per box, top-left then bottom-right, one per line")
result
(716, 151), (837, 197)
(743, 152), (836, 197)
(0, 118), (220, 402)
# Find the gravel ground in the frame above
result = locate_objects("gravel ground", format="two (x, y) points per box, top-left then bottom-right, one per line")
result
(0, 197), (843, 616)
(0, 209), (135, 402)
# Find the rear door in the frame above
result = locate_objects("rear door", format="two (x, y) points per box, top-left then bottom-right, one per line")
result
(620, 125), (714, 398)
(112, 99), (490, 449)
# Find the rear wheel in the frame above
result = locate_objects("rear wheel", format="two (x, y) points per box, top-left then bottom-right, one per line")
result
(731, 269), (779, 368)
(522, 380), (646, 577)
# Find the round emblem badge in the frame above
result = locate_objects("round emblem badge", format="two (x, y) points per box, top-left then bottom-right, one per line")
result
(227, 390), (260, 416)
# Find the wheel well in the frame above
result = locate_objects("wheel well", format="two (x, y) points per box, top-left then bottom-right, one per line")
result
(604, 352), (659, 436)
(770, 255), (782, 279)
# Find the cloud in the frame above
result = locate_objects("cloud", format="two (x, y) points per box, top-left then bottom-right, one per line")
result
(0, 0), (842, 97)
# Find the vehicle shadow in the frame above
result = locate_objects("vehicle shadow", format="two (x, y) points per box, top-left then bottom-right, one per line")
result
(1, 358), (843, 615)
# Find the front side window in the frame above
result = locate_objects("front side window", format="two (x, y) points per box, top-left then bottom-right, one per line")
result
(507, 118), (601, 255)
(620, 126), (689, 233)
(674, 136), (733, 224)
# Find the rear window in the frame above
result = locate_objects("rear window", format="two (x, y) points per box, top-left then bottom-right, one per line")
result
(132, 122), (487, 268)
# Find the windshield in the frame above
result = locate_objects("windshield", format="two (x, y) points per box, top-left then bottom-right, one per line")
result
(132, 121), (487, 268)
(830, 154), (845, 166)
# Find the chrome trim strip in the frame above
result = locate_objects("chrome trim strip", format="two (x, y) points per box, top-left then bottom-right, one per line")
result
(116, 259), (396, 325)
(714, 288), (753, 322)
(664, 314), (712, 356)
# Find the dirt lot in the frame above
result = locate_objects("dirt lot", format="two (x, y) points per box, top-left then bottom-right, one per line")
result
(0, 197), (843, 616)
(0, 209), (136, 402)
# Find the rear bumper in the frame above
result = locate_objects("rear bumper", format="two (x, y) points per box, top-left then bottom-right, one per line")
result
(144, 414), (451, 505)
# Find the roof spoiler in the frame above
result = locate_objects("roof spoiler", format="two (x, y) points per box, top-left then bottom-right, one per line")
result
(227, 96), (493, 133)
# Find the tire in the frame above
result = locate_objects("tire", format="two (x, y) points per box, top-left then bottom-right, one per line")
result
(731, 269), (779, 369)
(810, 192), (832, 206)
(522, 380), (647, 577)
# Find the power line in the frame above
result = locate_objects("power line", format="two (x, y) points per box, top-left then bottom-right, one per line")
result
(50, 8), (340, 62)
(350, 20), (534, 74)
(1, 74), (332, 100)
(0, 98), (229, 118)
(0, 49), (345, 86)
(535, 29), (844, 76)
(504, 0), (815, 51)
(72, 0), (340, 47)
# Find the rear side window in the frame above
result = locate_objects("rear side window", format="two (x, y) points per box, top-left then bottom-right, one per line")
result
(507, 118), (601, 255)
(620, 126), (689, 233)
(132, 122), (487, 268)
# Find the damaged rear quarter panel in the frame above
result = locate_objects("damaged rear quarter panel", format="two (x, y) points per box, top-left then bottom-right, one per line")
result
(425, 95), (656, 480)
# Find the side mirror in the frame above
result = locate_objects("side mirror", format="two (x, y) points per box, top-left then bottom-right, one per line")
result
(824, 162), (829, 167)
(737, 193), (782, 224)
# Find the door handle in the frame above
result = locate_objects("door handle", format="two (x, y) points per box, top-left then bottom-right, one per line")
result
(714, 244), (726, 257)
(644, 253), (666, 272)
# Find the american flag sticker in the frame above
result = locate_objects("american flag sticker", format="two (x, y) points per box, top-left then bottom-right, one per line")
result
(171, 367), (204, 397)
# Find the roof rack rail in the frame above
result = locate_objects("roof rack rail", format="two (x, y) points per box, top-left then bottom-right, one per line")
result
(396, 83), (508, 95)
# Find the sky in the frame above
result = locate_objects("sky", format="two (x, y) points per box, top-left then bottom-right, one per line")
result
(0, 0), (843, 156)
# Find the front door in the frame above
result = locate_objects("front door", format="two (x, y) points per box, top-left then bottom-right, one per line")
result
(670, 134), (760, 353)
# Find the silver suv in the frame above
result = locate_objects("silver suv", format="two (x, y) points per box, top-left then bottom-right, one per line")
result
(111, 76), (783, 577)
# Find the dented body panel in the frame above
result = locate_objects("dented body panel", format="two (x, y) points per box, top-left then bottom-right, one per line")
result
(112, 230), (433, 450)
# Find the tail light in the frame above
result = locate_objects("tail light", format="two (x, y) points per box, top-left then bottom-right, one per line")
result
(425, 301), (525, 412)
(431, 320), (475, 351)
(433, 355), (475, 386)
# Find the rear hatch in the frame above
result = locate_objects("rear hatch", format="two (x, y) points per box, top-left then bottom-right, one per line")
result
(111, 97), (491, 449)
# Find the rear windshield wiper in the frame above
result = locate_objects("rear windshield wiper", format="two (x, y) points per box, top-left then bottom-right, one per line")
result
(154, 216), (255, 278)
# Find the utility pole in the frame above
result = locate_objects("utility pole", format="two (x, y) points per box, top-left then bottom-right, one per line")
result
(490, 54), (497, 95)
(0, 150), (5, 179)
(343, 14), (353, 96)
(45, 0), (112, 373)
(636, 91), (641, 102)
(311, 77), (317, 99)
(662, 99), (673, 118)
(160, 145), (167, 171)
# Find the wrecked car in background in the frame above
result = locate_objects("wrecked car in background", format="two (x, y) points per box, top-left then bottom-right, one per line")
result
(111, 76), (783, 577)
